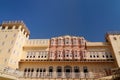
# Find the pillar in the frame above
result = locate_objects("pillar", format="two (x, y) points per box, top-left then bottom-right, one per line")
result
(53, 66), (56, 78)
(18, 25), (22, 30)
(62, 66), (65, 78)
(5, 26), (8, 30)
(72, 66), (74, 78)
(0, 26), (2, 30)
(33, 69), (36, 78)
(12, 25), (16, 30)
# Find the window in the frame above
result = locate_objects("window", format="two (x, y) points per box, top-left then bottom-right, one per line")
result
(2, 42), (5, 45)
(8, 49), (11, 53)
(5, 35), (7, 38)
(36, 68), (39, 72)
(67, 55), (69, 57)
(90, 55), (92, 58)
(51, 39), (54, 45)
(28, 68), (30, 72)
(113, 37), (117, 40)
(2, 27), (5, 29)
(83, 66), (88, 73)
(31, 68), (34, 72)
(24, 68), (27, 72)
(49, 66), (53, 72)
(73, 38), (78, 45)
(13, 34), (16, 37)
(13, 50), (16, 54)
(74, 66), (79, 73)
(102, 55), (105, 58)
(11, 40), (14, 44)
(97, 55), (99, 58)
(43, 69), (46, 72)
(110, 55), (112, 58)
(58, 39), (61, 45)
(4, 59), (7, 63)
(65, 38), (69, 44)
(59, 55), (60, 57)
(106, 55), (108, 58)
(75, 55), (77, 57)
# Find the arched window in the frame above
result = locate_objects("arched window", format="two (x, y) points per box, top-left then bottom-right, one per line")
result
(65, 38), (69, 45)
(28, 68), (30, 72)
(36, 68), (39, 72)
(73, 38), (77, 45)
(74, 66), (79, 73)
(57, 66), (62, 77)
(24, 68), (27, 72)
(40, 69), (42, 72)
(58, 39), (61, 45)
(24, 68), (27, 77)
(51, 39), (54, 45)
(31, 68), (34, 72)
(66, 50), (69, 57)
(57, 51), (61, 57)
(49, 66), (53, 72)
(43, 69), (46, 72)
(74, 50), (77, 57)
(83, 66), (88, 73)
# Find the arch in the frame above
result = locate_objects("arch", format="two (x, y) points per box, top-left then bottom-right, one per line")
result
(24, 68), (27, 72)
(43, 68), (46, 72)
(64, 66), (72, 78)
(31, 68), (34, 72)
(83, 66), (88, 73)
(24, 68), (27, 77)
(28, 68), (30, 72)
(57, 66), (62, 77)
(57, 66), (62, 72)
(74, 66), (80, 73)
(49, 66), (53, 72)
(64, 66), (72, 72)
(40, 68), (42, 72)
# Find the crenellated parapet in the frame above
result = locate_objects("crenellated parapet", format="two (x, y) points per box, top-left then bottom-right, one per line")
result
(0, 20), (30, 38)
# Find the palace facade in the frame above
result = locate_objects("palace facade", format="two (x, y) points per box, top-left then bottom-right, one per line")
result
(0, 21), (120, 80)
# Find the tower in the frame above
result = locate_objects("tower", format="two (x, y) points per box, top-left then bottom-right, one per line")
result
(106, 32), (120, 67)
(0, 21), (30, 69)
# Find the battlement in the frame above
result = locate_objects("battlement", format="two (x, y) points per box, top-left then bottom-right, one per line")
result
(0, 20), (30, 36)
(106, 31), (120, 35)
(2, 20), (24, 24)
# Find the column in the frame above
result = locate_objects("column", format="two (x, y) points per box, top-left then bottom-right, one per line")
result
(89, 71), (94, 78)
(45, 67), (48, 78)
(26, 35), (29, 39)
(5, 26), (8, 30)
(0, 26), (2, 30)
(80, 71), (84, 78)
(18, 25), (22, 30)
(72, 67), (74, 78)
(12, 25), (16, 30)
(32, 70), (36, 78)
(53, 67), (56, 78)
(62, 66), (65, 78)
(24, 32), (27, 36)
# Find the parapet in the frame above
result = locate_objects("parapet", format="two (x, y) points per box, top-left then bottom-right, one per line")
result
(106, 31), (120, 35)
(0, 20), (30, 35)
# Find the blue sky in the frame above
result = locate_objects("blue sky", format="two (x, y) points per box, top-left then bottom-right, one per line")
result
(0, 0), (120, 41)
